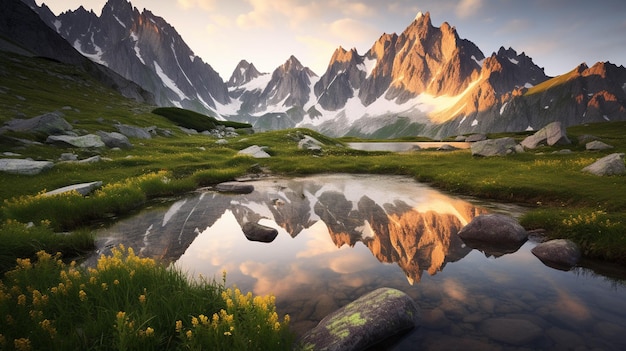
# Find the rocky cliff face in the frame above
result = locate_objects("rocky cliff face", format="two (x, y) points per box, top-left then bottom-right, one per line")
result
(27, 0), (228, 113)
(5, 0), (152, 103)
(21, 0), (626, 138)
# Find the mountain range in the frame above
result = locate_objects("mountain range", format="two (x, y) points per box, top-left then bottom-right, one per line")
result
(16, 0), (626, 138)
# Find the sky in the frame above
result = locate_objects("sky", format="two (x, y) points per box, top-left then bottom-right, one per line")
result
(36, 0), (626, 80)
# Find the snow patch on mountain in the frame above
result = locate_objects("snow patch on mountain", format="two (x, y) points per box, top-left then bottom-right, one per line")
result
(154, 61), (187, 101)
(72, 39), (106, 66)
(130, 32), (145, 64)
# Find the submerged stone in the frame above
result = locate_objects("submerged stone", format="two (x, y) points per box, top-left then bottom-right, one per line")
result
(531, 239), (581, 270)
(297, 287), (420, 351)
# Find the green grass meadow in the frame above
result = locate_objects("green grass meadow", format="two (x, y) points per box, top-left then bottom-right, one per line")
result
(1, 50), (626, 350)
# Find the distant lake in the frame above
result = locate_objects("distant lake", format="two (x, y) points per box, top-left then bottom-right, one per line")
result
(348, 141), (470, 152)
(90, 174), (626, 350)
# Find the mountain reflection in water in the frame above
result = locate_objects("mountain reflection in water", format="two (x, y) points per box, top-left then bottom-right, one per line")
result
(94, 174), (487, 285)
(91, 174), (626, 349)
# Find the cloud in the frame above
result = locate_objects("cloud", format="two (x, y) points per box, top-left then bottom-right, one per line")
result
(328, 18), (380, 43)
(177, 0), (217, 11)
(497, 18), (531, 35)
(455, 0), (483, 19)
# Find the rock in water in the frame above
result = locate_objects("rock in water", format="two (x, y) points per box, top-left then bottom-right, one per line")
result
(214, 182), (254, 194)
(297, 288), (420, 351)
(241, 222), (278, 243)
(531, 239), (581, 270)
(458, 214), (528, 256)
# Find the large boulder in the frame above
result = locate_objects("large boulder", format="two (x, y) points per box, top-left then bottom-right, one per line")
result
(44, 181), (103, 197)
(0, 158), (54, 175)
(458, 214), (528, 256)
(241, 222), (278, 243)
(2, 111), (72, 135)
(471, 137), (519, 157)
(531, 239), (581, 270)
(97, 131), (133, 149)
(297, 288), (420, 351)
(46, 134), (105, 148)
(582, 153), (625, 176)
(115, 124), (152, 139)
(521, 121), (570, 149)
(237, 145), (271, 158)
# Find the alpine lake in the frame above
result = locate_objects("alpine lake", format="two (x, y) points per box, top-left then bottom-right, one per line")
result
(88, 173), (626, 350)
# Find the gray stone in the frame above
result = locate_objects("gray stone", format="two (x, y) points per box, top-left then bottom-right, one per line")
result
(0, 158), (54, 175)
(582, 153), (625, 176)
(458, 214), (528, 246)
(298, 288), (420, 351)
(214, 181), (254, 194)
(77, 155), (102, 164)
(2, 111), (72, 136)
(238, 145), (271, 158)
(471, 137), (519, 157)
(454, 135), (467, 141)
(179, 126), (198, 135)
(44, 181), (103, 197)
(437, 144), (457, 151)
(531, 239), (581, 269)
(521, 121), (570, 149)
(465, 134), (487, 142)
(585, 140), (613, 151)
(46, 134), (105, 148)
(242, 222), (278, 243)
(298, 135), (323, 152)
(545, 121), (571, 146)
(97, 131), (133, 149)
(215, 139), (229, 145)
(59, 153), (78, 161)
(480, 317), (542, 346)
(115, 124), (152, 139)
(3, 152), (21, 157)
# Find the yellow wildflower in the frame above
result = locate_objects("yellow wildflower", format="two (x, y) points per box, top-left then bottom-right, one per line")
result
(138, 294), (146, 304)
(78, 290), (87, 302)
(13, 338), (31, 351)
(17, 294), (26, 305)
(186, 330), (193, 339)
(145, 327), (154, 337)
(175, 320), (183, 333)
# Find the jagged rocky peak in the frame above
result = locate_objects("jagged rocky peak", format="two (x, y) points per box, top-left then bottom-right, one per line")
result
(315, 46), (366, 110)
(279, 55), (307, 73)
(330, 46), (360, 64)
(228, 60), (263, 87)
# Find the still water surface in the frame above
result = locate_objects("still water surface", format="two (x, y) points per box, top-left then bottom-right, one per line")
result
(92, 174), (626, 350)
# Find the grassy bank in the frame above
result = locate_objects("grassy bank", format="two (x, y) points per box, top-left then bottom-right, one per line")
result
(0, 246), (292, 350)
(2, 124), (626, 265)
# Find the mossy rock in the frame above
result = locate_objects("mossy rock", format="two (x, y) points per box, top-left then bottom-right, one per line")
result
(296, 287), (420, 351)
